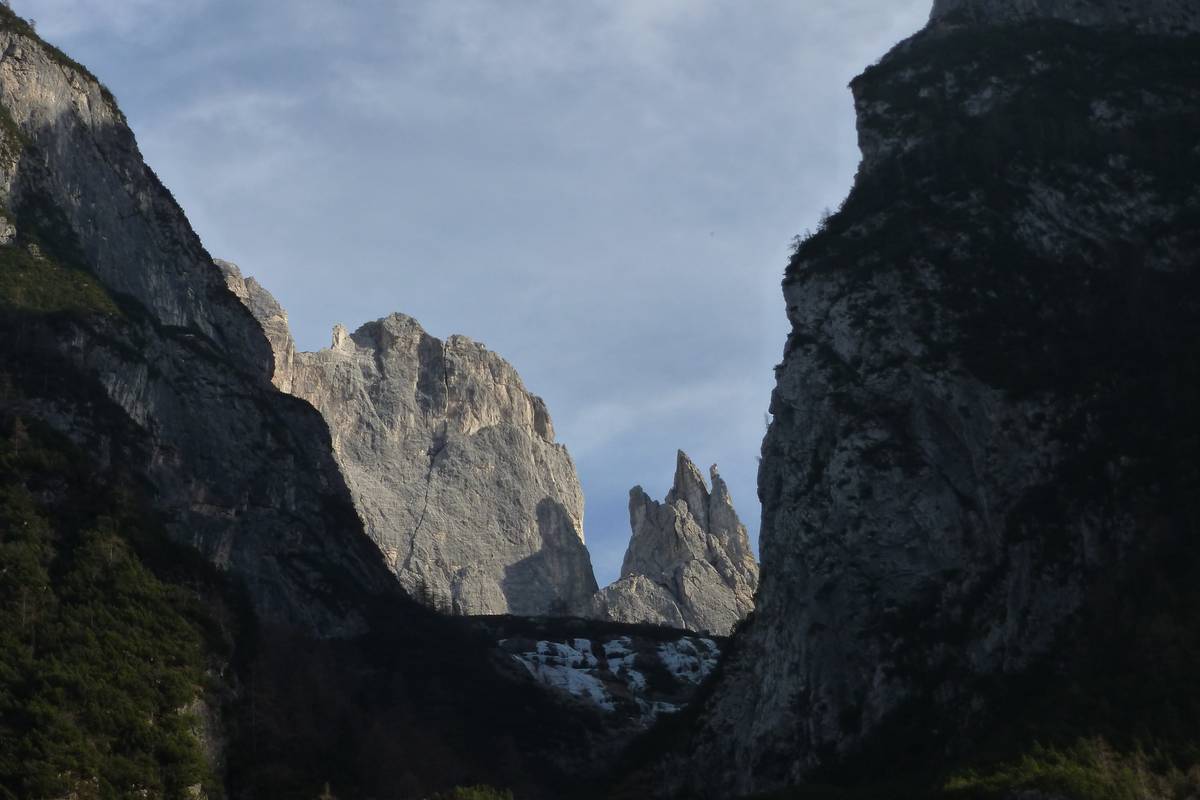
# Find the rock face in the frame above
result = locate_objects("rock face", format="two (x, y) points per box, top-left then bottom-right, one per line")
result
(222, 267), (599, 616)
(222, 268), (761, 627)
(592, 451), (757, 635)
(0, 13), (669, 796)
(930, 0), (1200, 34)
(0, 13), (394, 637)
(681, 4), (1200, 796)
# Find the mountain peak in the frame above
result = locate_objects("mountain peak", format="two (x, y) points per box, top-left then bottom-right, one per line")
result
(667, 449), (710, 530)
(225, 265), (597, 616)
(596, 451), (759, 635)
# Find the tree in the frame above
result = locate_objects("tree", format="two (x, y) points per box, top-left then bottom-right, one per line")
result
(10, 417), (27, 456)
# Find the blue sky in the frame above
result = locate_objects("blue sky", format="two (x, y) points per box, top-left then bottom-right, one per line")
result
(19, 0), (930, 585)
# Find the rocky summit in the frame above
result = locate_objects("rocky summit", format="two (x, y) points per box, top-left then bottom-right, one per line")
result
(222, 264), (599, 617)
(591, 451), (758, 636)
(675, 2), (1200, 796)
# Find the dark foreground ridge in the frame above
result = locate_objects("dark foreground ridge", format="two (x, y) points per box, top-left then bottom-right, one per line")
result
(642, 4), (1200, 798)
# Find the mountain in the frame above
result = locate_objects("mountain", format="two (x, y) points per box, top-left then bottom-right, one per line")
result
(14, 0), (1196, 796)
(0, 9), (629, 798)
(222, 266), (759, 631)
(665, 1), (1200, 796)
(222, 263), (599, 617)
(591, 451), (758, 635)
(0, 9), (390, 640)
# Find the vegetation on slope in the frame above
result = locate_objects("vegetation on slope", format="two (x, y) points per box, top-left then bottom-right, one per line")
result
(0, 415), (221, 800)
(0, 239), (120, 316)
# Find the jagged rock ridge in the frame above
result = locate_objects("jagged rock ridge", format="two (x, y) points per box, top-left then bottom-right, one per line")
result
(223, 264), (598, 616)
(591, 451), (758, 635)
(677, 2), (1200, 796)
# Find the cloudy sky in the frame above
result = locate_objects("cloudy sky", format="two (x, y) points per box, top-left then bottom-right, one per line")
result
(19, 0), (930, 585)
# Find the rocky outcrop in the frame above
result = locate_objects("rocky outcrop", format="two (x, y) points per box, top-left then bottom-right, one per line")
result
(592, 451), (757, 635)
(222, 267), (599, 617)
(222, 267), (761, 627)
(930, 0), (1200, 34)
(680, 3), (1200, 796)
(219, 262), (296, 392)
(0, 11), (395, 637)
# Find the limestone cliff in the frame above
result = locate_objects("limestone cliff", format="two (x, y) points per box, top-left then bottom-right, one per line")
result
(0, 12), (394, 637)
(592, 451), (757, 635)
(222, 265), (599, 616)
(0, 11), (653, 796)
(679, 3), (1200, 796)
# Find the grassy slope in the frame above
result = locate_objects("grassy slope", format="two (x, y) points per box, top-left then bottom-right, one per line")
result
(0, 240), (121, 316)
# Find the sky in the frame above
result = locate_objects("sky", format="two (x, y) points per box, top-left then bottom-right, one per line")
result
(17, 0), (931, 586)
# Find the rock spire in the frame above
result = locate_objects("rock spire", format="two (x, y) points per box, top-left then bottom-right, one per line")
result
(591, 451), (758, 635)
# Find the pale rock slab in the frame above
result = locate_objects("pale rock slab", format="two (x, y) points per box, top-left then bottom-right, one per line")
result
(221, 266), (600, 617)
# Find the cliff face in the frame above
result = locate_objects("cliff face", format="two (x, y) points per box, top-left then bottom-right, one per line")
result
(682, 5), (1200, 796)
(0, 14), (394, 637)
(0, 13), (648, 797)
(592, 451), (758, 635)
(224, 267), (764, 628)
(223, 266), (599, 616)
(0, 29), (270, 375)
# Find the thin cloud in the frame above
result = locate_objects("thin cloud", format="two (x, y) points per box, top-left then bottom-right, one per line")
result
(18, 0), (210, 40)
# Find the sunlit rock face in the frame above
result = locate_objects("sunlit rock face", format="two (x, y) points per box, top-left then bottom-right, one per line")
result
(223, 265), (599, 616)
(676, 2), (1200, 796)
(223, 269), (765, 626)
(591, 451), (758, 635)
